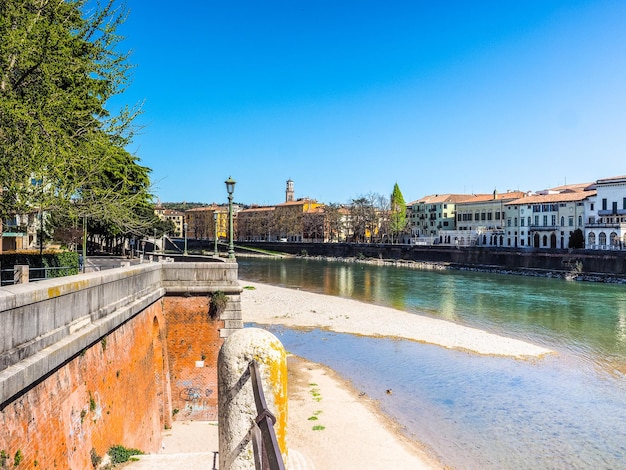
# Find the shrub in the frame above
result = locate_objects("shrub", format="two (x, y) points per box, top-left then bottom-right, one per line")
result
(209, 291), (228, 319)
(108, 445), (143, 464)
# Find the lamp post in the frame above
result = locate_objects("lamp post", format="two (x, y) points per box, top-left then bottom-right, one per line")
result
(225, 176), (236, 260)
(183, 222), (188, 256)
(214, 212), (219, 256)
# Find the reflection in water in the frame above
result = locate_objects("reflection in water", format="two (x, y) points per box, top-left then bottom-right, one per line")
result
(239, 257), (626, 369)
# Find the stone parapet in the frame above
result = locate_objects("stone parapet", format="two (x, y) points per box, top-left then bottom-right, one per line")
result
(0, 261), (242, 407)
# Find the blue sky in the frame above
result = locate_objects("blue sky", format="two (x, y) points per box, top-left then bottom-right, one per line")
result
(110, 0), (626, 205)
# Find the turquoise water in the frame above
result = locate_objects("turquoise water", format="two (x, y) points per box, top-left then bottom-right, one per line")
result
(239, 257), (626, 469)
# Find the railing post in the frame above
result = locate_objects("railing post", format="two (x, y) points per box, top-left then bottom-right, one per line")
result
(14, 265), (29, 284)
(218, 328), (287, 470)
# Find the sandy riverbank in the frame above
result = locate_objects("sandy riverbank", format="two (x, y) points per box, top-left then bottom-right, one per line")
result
(239, 280), (553, 358)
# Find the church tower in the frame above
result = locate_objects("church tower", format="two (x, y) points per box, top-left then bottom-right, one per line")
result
(285, 179), (294, 202)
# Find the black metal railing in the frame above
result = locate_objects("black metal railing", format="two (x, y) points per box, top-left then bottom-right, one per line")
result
(0, 266), (79, 286)
(248, 360), (285, 470)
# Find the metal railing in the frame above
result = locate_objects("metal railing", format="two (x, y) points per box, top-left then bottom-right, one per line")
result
(248, 360), (285, 470)
(1, 265), (79, 286)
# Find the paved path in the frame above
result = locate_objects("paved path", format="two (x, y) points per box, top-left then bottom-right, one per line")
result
(124, 421), (219, 469)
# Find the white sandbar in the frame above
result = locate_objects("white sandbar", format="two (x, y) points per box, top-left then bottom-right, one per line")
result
(240, 281), (553, 358)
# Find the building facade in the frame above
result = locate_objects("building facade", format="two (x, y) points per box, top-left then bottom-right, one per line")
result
(504, 187), (594, 249)
(585, 175), (626, 250)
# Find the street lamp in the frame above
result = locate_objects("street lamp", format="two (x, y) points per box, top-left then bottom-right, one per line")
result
(214, 212), (219, 256)
(183, 222), (188, 256)
(225, 176), (236, 260)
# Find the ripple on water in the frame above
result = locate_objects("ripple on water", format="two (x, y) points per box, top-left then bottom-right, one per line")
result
(259, 325), (626, 470)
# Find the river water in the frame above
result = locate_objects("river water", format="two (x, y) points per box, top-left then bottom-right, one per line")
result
(238, 257), (626, 469)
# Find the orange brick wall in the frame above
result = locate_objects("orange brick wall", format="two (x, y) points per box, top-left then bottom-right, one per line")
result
(163, 296), (225, 421)
(0, 300), (171, 469)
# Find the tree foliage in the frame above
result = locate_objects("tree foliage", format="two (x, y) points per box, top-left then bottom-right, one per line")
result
(568, 228), (585, 249)
(0, 0), (150, 235)
(389, 183), (407, 243)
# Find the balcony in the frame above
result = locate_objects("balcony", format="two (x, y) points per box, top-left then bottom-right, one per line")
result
(528, 225), (559, 231)
(585, 222), (626, 229)
(598, 209), (626, 216)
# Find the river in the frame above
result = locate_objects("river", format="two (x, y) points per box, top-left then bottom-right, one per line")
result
(238, 256), (626, 469)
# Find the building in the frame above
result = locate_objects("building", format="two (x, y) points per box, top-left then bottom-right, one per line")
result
(407, 194), (485, 243)
(154, 207), (185, 237)
(184, 206), (231, 240)
(273, 199), (323, 242)
(504, 185), (594, 249)
(236, 206), (276, 241)
(585, 175), (626, 250)
(454, 190), (528, 247)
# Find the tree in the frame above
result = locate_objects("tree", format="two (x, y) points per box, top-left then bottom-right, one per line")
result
(568, 229), (585, 249)
(0, 0), (148, 234)
(389, 183), (407, 243)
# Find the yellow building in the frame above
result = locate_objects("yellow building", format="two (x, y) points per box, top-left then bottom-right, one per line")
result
(184, 206), (231, 240)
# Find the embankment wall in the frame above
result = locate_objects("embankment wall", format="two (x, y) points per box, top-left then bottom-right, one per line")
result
(0, 261), (242, 469)
(239, 242), (626, 276)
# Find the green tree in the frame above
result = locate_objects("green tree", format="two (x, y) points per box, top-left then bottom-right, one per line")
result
(0, 0), (148, 232)
(568, 228), (585, 249)
(389, 183), (407, 243)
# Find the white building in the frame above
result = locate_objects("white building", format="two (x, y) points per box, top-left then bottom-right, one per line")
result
(504, 186), (595, 249)
(585, 175), (626, 250)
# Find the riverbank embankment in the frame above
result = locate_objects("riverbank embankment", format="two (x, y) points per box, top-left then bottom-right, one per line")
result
(236, 241), (626, 282)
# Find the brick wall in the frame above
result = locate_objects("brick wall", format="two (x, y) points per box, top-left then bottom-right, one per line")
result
(0, 301), (170, 469)
(164, 296), (225, 421)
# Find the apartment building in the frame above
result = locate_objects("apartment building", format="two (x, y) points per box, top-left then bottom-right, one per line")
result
(154, 207), (184, 237)
(454, 190), (528, 247)
(585, 175), (626, 249)
(407, 194), (472, 241)
(504, 185), (594, 249)
(184, 206), (231, 240)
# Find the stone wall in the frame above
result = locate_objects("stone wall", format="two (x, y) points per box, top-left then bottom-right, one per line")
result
(0, 300), (169, 469)
(239, 242), (626, 276)
(0, 261), (242, 469)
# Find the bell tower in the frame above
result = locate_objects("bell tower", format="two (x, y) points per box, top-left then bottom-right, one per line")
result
(285, 179), (294, 202)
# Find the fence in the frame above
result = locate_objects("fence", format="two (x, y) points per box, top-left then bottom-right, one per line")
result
(0, 265), (78, 286)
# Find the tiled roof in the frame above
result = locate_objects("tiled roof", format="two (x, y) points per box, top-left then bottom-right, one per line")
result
(238, 206), (275, 213)
(505, 190), (596, 205)
(548, 182), (594, 192)
(596, 175), (626, 185)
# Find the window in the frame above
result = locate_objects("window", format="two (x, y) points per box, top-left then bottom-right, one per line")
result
(514, 217), (518, 226)
(534, 215), (539, 226)
(623, 198), (626, 210)
(602, 199), (607, 210)
(578, 215), (582, 226)
(599, 232), (607, 245)
(495, 212), (501, 220)
(443, 204), (448, 209)
(590, 203), (594, 211)
(588, 232), (596, 245)
(443, 221), (449, 227)
(481, 212), (486, 221)
(487, 212), (492, 221)
(551, 215), (556, 226)
(521, 218), (525, 227)
(543, 215), (548, 226)
(443, 212), (447, 218)
(507, 218), (511, 227)
(561, 216), (565, 226)
(568, 217), (574, 227)
(613, 201), (618, 213)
